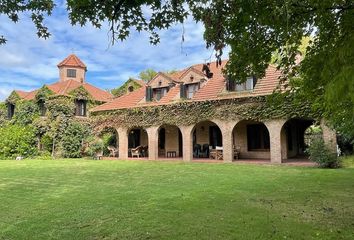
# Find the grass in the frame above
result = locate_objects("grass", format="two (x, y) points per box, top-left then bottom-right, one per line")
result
(0, 157), (353, 240)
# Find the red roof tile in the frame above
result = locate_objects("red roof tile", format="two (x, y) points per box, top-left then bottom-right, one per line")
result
(91, 87), (146, 111)
(57, 54), (86, 69)
(19, 80), (112, 102)
(91, 60), (282, 112)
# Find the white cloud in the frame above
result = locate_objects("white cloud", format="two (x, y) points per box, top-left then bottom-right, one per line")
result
(0, 4), (230, 101)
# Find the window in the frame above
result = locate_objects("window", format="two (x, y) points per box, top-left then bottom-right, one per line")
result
(128, 86), (134, 92)
(67, 69), (77, 78)
(247, 124), (270, 151)
(153, 87), (168, 101)
(228, 76), (256, 92)
(75, 100), (87, 116)
(186, 83), (200, 99)
(7, 103), (15, 119)
(38, 100), (46, 116)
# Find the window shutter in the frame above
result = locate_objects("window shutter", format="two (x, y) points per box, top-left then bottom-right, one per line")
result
(83, 101), (87, 116)
(253, 76), (257, 88)
(146, 86), (152, 101)
(180, 83), (186, 98)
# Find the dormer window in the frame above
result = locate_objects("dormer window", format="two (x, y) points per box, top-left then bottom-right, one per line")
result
(67, 69), (77, 78)
(7, 103), (15, 119)
(180, 83), (200, 99)
(75, 99), (87, 116)
(153, 87), (168, 101)
(227, 76), (257, 92)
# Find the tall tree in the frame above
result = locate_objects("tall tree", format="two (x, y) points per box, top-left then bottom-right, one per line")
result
(1, 0), (353, 135)
(139, 69), (158, 82)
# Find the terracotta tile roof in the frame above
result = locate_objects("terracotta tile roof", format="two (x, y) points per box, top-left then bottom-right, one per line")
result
(91, 87), (146, 111)
(91, 60), (282, 112)
(18, 80), (113, 102)
(57, 54), (86, 69)
(14, 90), (29, 98)
(159, 84), (180, 104)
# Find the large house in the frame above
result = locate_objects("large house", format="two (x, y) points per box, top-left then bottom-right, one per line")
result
(5, 54), (337, 163)
(5, 54), (114, 118)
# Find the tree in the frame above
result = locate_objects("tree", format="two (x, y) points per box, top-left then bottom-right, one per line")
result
(1, 0), (353, 136)
(139, 69), (158, 82)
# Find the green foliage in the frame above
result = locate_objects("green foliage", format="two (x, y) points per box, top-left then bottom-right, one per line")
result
(91, 95), (318, 130)
(139, 69), (157, 82)
(46, 97), (75, 118)
(0, 102), (7, 126)
(84, 136), (104, 158)
(111, 78), (143, 97)
(6, 91), (21, 104)
(307, 138), (340, 168)
(35, 85), (54, 102)
(69, 86), (91, 100)
(0, 124), (37, 158)
(101, 131), (117, 156)
(61, 121), (91, 158)
(11, 101), (39, 125)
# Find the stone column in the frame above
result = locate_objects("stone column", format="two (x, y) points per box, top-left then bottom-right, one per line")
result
(321, 120), (337, 154)
(146, 126), (159, 160)
(179, 125), (194, 162)
(117, 127), (128, 160)
(265, 119), (286, 164)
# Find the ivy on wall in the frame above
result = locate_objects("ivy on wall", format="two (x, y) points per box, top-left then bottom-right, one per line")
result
(111, 78), (143, 97)
(35, 85), (54, 102)
(91, 92), (320, 131)
(6, 91), (21, 104)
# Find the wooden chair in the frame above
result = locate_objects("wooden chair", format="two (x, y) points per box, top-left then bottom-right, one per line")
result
(131, 146), (143, 158)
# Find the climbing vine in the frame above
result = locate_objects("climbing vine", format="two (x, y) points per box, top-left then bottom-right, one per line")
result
(35, 85), (54, 102)
(90, 92), (320, 131)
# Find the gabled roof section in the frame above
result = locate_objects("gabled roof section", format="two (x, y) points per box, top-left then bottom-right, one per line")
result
(178, 66), (206, 82)
(148, 72), (179, 88)
(57, 54), (87, 69)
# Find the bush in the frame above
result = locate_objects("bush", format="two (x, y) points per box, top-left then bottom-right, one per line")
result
(0, 124), (38, 159)
(307, 138), (341, 168)
(61, 121), (91, 158)
(85, 137), (104, 158)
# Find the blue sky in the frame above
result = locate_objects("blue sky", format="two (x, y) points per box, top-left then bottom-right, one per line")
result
(0, 1), (228, 101)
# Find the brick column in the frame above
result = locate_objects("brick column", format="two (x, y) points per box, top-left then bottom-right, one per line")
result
(320, 120), (337, 154)
(265, 119), (286, 164)
(117, 127), (128, 160)
(179, 125), (194, 162)
(146, 126), (159, 160)
(214, 120), (235, 163)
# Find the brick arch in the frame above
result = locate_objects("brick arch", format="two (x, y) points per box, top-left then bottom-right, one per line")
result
(280, 117), (318, 160)
(232, 119), (271, 160)
(157, 124), (183, 158)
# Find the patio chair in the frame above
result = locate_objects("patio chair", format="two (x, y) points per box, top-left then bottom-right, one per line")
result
(193, 144), (201, 158)
(94, 150), (103, 160)
(107, 146), (118, 157)
(131, 146), (143, 158)
(199, 144), (209, 158)
(141, 145), (148, 157)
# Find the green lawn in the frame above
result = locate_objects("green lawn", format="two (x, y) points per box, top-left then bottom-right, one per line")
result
(0, 158), (353, 240)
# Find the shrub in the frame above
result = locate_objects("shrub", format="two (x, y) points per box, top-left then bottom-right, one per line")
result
(85, 137), (104, 158)
(307, 138), (341, 168)
(61, 121), (91, 158)
(0, 124), (38, 159)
